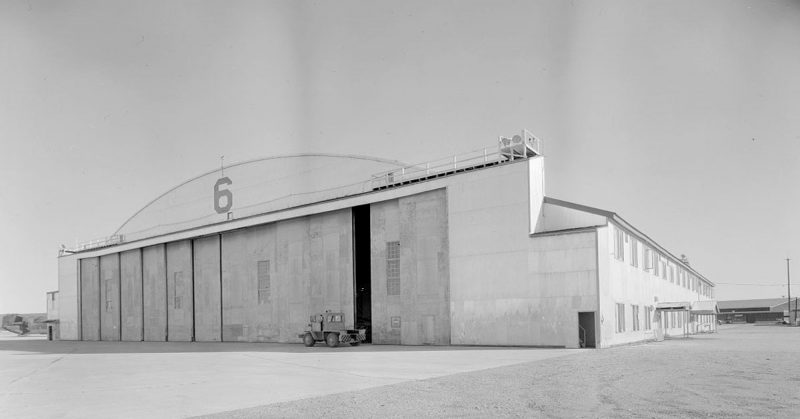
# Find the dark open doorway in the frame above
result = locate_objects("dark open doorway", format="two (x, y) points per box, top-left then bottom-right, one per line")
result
(578, 312), (596, 348)
(353, 205), (372, 343)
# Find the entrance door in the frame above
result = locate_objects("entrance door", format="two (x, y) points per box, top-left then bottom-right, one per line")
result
(578, 312), (596, 348)
(352, 205), (372, 343)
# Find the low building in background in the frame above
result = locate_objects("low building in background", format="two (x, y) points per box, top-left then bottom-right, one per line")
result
(718, 298), (788, 323)
(53, 132), (716, 348)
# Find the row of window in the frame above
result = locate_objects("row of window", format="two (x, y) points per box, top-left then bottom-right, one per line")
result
(615, 303), (701, 333)
(615, 303), (654, 333)
(613, 226), (713, 298)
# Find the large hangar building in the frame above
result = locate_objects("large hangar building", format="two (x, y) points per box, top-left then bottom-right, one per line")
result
(55, 132), (717, 348)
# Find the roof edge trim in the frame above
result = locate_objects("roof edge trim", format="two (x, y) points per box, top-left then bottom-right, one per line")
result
(543, 196), (714, 287)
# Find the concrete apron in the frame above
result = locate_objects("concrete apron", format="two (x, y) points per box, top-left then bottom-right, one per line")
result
(0, 338), (579, 419)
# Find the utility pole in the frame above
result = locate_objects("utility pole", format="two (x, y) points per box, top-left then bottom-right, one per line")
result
(787, 258), (791, 325)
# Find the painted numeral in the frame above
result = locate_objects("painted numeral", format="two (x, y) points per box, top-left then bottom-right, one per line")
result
(214, 177), (233, 214)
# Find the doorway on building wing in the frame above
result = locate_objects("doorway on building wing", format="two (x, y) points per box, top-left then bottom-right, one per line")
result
(353, 205), (372, 343)
(578, 312), (596, 348)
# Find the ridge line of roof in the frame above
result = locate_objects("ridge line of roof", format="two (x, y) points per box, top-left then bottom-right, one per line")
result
(543, 196), (714, 287)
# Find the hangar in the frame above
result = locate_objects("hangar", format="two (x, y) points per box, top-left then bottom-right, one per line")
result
(54, 131), (716, 348)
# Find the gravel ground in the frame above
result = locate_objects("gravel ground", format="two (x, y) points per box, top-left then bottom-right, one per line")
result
(201, 324), (800, 418)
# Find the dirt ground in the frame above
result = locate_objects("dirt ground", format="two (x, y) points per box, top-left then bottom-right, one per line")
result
(202, 324), (800, 418)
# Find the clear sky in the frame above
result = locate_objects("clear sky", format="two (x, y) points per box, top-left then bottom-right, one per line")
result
(1, 0), (799, 313)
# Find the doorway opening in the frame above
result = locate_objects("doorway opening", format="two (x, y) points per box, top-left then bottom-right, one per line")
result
(352, 204), (372, 343)
(578, 312), (596, 348)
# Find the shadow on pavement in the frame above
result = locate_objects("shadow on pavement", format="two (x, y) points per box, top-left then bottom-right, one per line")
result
(0, 338), (558, 355)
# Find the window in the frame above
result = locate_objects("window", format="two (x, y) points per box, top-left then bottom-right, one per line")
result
(104, 279), (113, 312)
(387, 241), (401, 295)
(660, 258), (667, 279)
(644, 306), (653, 330)
(630, 238), (639, 268)
(632, 305), (640, 331)
(653, 254), (660, 277)
(257, 260), (270, 304)
(614, 228), (624, 261)
(644, 247), (653, 271)
(616, 303), (626, 333)
(669, 265), (675, 283)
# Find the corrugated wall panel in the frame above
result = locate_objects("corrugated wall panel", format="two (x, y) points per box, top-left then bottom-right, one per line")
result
(120, 249), (143, 341)
(80, 257), (100, 341)
(221, 209), (353, 342)
(167, 240), (193, 341)
(193, 235), (221, 342)
(221, 225), (274, 342)
(142, 244), (167, 341)
(371, 189), (450, 345)
(99, 253), (121, 341)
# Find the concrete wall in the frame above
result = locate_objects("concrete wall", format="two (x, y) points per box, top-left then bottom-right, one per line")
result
(120, 249), (143, 341)
(222, 209), (353, 342)
(371, 189), (450, 345)
(142, 244), (167, 341)
(450, 159), (559, 346)
(99, 253), (121, 341)
(166, 240), (193, 341)
(193, 235), (221, 342)
(80, 257), (100, 341)
(57, 255), (79, 340)
(527, 231), (598, 348)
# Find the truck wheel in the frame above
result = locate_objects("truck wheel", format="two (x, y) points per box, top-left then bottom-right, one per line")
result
(303, 333), (315, 347)
(325, 333), (339, 348)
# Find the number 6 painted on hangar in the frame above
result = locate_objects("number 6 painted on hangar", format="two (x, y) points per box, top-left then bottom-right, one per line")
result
(214, 177), (233, 213)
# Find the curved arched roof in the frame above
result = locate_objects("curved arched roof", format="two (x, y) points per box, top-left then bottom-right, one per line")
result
(114, 153), (408, 242)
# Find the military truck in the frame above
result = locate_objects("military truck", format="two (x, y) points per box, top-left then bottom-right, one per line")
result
(300, 311), (366, 347)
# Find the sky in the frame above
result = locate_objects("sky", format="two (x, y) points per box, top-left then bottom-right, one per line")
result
(1, 0), (799, 313)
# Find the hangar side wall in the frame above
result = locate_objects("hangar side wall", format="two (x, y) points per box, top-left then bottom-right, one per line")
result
(99, 253), (121, 341)
(449, 158), (592, 346)
(371, 189), (450, 345)
(120, 249), (143, 341)
(57, 255), (80, 340)
(222, 209), (353, 342)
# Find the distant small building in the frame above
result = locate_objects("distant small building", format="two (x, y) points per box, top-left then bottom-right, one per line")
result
(46, 291), (59, 340)
(717, 298), (785, 323)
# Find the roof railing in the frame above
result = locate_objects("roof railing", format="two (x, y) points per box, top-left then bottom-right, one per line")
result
(66, 234), (124, 254)
(370, 147), (509, 190)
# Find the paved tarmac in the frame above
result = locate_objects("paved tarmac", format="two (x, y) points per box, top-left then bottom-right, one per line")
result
(0, 333), (577, 418)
